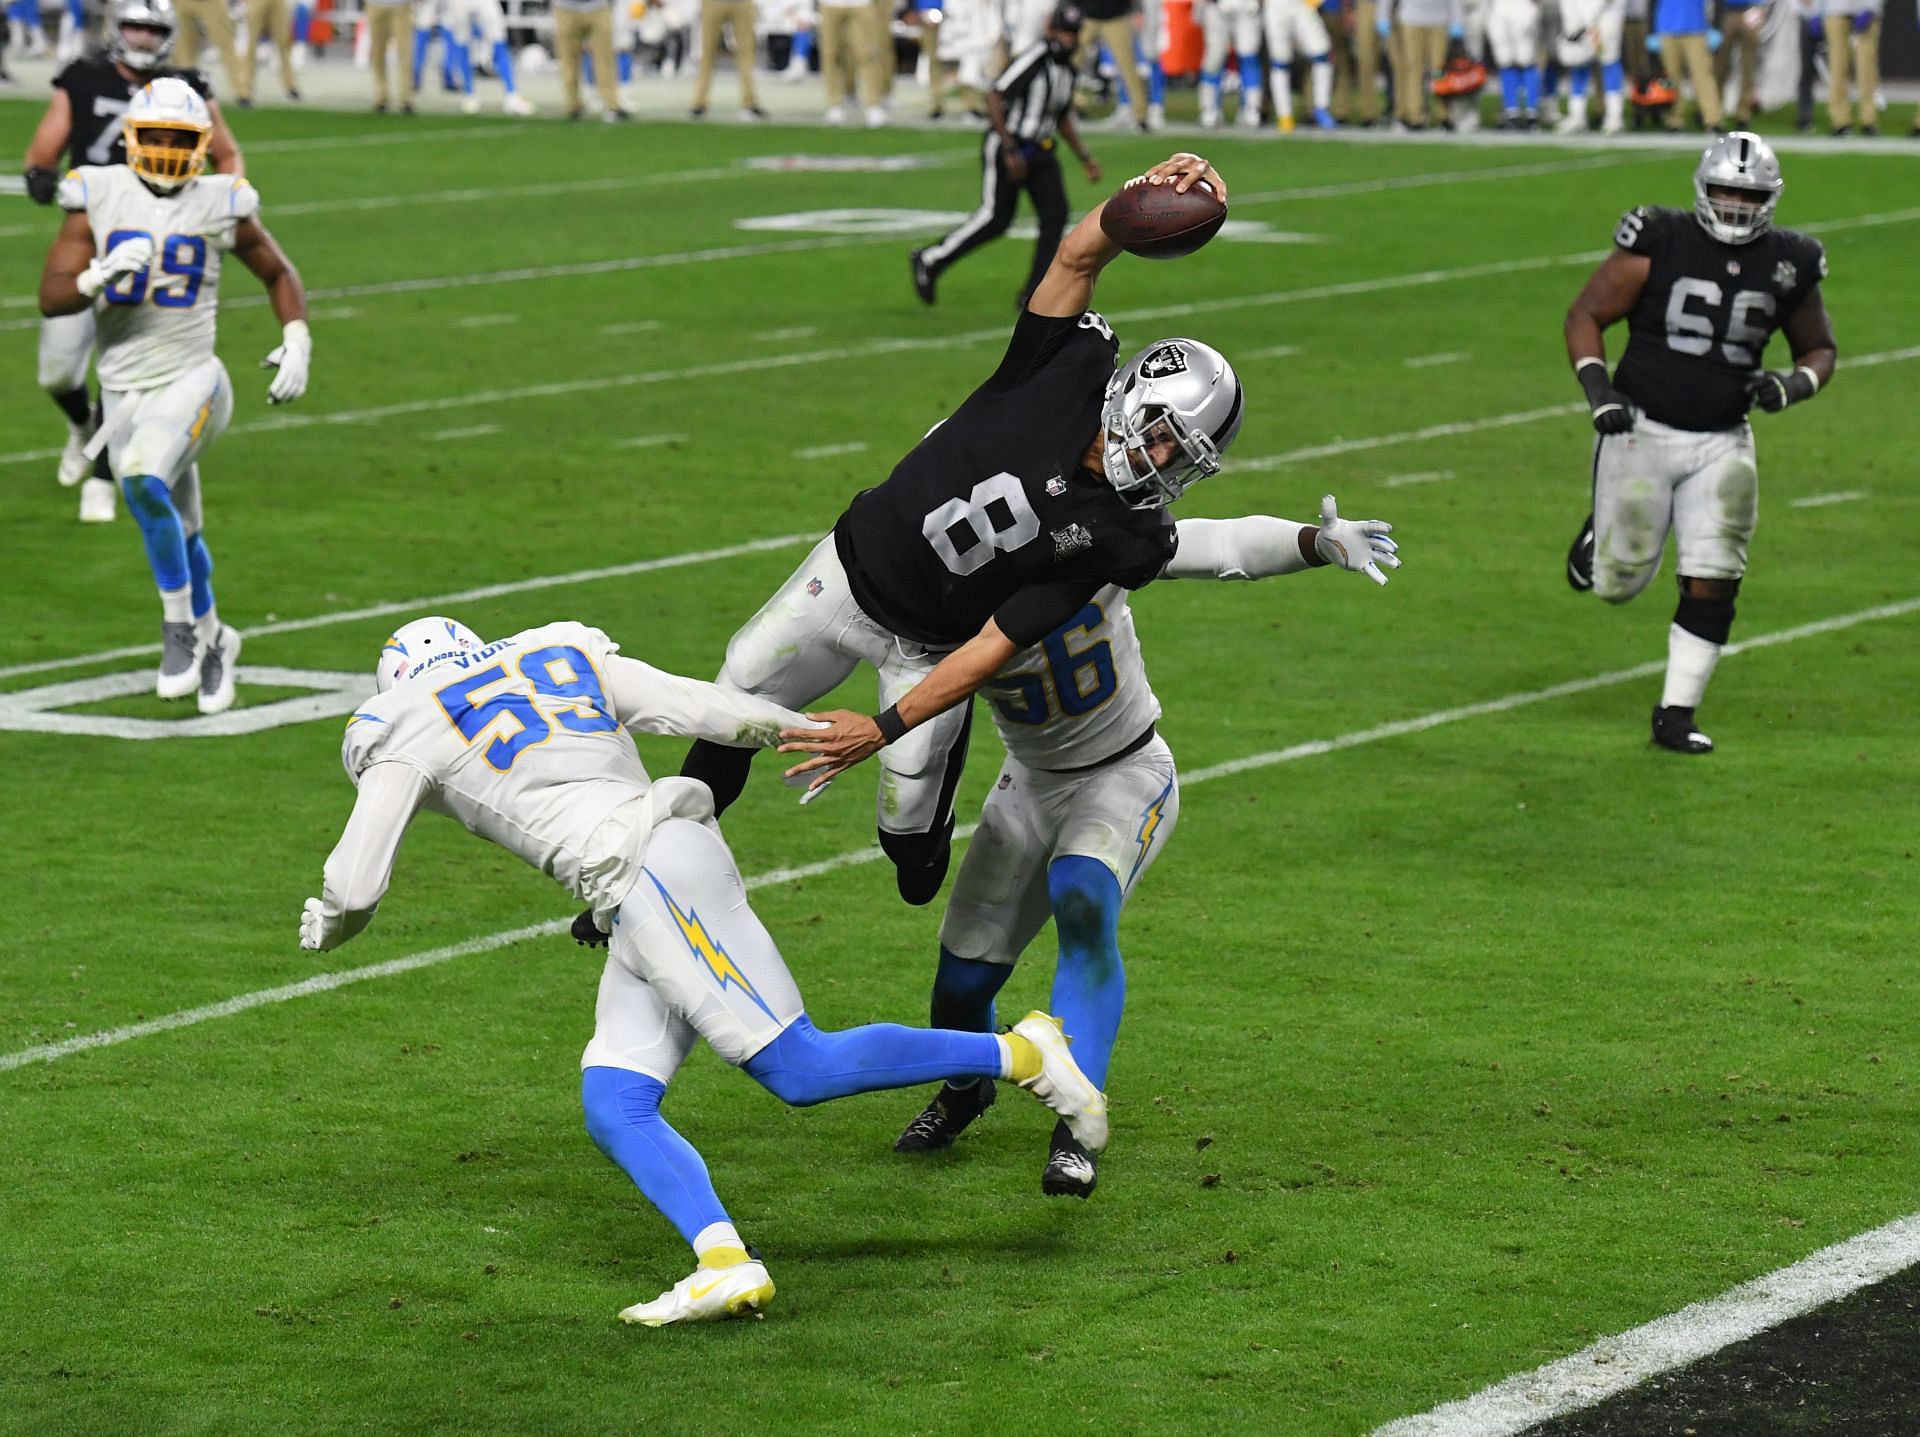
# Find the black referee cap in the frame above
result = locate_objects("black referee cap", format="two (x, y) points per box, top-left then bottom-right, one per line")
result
(1048, 3), (1084, 32)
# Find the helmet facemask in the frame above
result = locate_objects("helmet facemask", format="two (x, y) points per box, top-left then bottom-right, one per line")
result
(126, 118), (210, 191)
(1099, 338), (1244, 510)
(1101, 402), (1222, 509)
(114, 19), (175, 70)
(1692, 132), (1782, 245)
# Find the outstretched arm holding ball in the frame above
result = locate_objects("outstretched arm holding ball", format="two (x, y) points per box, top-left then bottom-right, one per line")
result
(1026, 153), (1229, 319)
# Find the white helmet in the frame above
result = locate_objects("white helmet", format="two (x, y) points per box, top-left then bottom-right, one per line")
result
(107, 0), (177, 72)
(376, 616), (485, 693)
(1693, 131), (1782, 246)
(1100, 338), (1244, 509)
(124, 77), (212, 193)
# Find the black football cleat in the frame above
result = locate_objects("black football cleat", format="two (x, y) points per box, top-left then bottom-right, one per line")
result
(909, 249), (936, 306)
(895, 1079), (996, 1152)
(1041, 1118), (1098, 1199)
(1652, 704), (1714, 754)
(572, 909), (610, 948)
(1566, 513), (1596, 592)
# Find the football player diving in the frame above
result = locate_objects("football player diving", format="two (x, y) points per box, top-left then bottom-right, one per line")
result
(894, 495), (1398, 1196)
(301, 618), (1108, 1325)
(1563, 132), (1837, 754)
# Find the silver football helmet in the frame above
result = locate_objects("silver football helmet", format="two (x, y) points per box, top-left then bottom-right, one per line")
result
(375, 616), (485, 693)
(108, 0), (178, 71)
(1693, 131), (1782, 245)
(1100, 338), (1244, 509)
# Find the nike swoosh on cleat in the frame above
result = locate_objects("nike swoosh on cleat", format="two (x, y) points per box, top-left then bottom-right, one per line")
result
(687, 1277), (727, 1301)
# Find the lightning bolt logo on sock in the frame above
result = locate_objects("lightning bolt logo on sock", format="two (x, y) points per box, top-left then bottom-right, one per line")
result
(645, 870), (777, 1021)
(1127, 780), (1174, 885)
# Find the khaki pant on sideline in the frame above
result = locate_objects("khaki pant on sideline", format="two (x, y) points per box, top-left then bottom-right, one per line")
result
(239, 0), (295, 102)
(175, 0), (242, 93)
(819, 4), (879, 109)
(1078, 14), (1145, 118)
(865, 0), (895, 101)
(1715, 8), (1759, 120)
(694, 0), (761, 109)
(1393, 22), (1447, 124)
(1336, 0), (1380, 122)
(555, 6), (621, 115)
(1658, 32), (1721, 127)
(365, 3), (413, 108)
(1824, 14), (1879, 129)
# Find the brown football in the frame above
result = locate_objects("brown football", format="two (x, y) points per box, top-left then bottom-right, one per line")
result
(1099, 177), (1227, 260)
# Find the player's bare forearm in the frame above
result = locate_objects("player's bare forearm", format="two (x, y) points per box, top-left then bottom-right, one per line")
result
(1026, 206), (1122, 317)
(206, 101), (245, 176)
(1784, 286), (1837, 388)
(24, 93), (71, 174)
(1564, 251), (1648, 368)
(898, 622), (1020, 728)
(235, 219), (307, 324)
(986, 91), (1014, 146)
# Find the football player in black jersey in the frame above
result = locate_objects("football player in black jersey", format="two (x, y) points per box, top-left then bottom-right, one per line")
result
(21, 0), (242, 524)
(1562, 132), (1836, 755)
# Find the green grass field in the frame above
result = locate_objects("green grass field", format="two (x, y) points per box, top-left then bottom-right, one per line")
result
(1, 109), (1915, 1436)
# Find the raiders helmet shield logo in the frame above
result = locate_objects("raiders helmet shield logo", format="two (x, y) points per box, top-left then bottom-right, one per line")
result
(1138, 343), (1189, 380)
(1772, 259), (1798, 291)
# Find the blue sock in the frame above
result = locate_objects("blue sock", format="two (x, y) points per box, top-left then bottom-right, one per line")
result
(293, 2), (310, 42)
(582, 52), (594, 85)
(65, 0), (81, 26)
(1240, 54), (1262, 103)
(617, 49), (633, 85)
(493, 38), (516, 91)
(1202, 71), (1222, 106)
(1500, 65), (1520, 109)
(582, 1066), (731, 1247)
(455, 39), (474, 93)
(1148, 58), (1165, 106)
(930, 946), (1012, 1033)
(410, 27), (430, 90)
(1570, 67), (1590, 99)
(791, 29), (812, 61)
(1602, 59), (1623, 93)
(1045, 857), (1125, 1089)
(1523, 66), (1541, 109)
(122, 475), (189, 592)
(743, 1014), (1003, 1107)
(185, 532), (214, 619)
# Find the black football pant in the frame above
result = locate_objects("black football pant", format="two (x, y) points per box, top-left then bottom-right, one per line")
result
(921, 132), (1068, 301)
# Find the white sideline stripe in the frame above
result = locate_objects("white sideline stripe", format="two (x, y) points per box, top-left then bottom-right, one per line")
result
(245, 123), (535, 153)
(5, 594), (1917, 1076)
(1405, 351), (1469, 368)
(1382, 470), (1454, 487)
(600, 320), (663, 336)
(451, 314), (518, 329)
(755, 326), (819, 342)
(1371, 1213), (1920, 1437)
(1789, 490), (1868, 508)
(795, 441), (868, 459)
(616, 432), (687, 449)
(1231, 155), (1650, 206)
(427, 424), (501, 441)
(0, 532), (815, 683)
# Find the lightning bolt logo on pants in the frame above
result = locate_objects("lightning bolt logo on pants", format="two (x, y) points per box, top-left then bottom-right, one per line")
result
(645, 870), (777, 1021)
(1127, 779), (1173, 885)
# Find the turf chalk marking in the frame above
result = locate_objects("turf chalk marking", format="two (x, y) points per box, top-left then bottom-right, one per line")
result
(6, 593), (1916, 1075)
(1788, 491), (1868, 509)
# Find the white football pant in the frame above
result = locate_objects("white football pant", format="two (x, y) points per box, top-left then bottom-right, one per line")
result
(1487, 0), (1541, 68)
(1590, 416), (1757, 602)
(39, 309), (95, 394)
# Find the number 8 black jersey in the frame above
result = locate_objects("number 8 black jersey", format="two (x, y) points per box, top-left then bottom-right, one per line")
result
(832, 308), (1177, 651)
(1610, 205), (1827, 432)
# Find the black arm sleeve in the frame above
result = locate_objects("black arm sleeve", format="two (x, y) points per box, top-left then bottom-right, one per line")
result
(984, 307), (1089, 393)
(993, 579), (1104, 648)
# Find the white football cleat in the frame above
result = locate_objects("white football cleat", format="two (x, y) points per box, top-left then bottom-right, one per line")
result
(864, 104), (888, 127)
(460, 93), (482, 114)
(1011, 1010), (1108, 1155)
(156, 621), (205, 700)
(503, 92), (534, 116)
(78, 477), (117, 523)
(1556, 109), (1587, 134)
(197, 624), (241, 715)
(58, 422), (92, 487)
(618, 1260), (775, 1327)
(823, 103), (847, 125)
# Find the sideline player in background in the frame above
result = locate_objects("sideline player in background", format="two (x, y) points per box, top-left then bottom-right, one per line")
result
(668, 153), (1234, 915)
(1563, 133), (1835, 754)
(895, 496), (1398, 1195)
(21, 0), (242, 524)
(38, 77), (308, 715)
(302, 617), (1109, 1325)
(910, 5), (1098, 309)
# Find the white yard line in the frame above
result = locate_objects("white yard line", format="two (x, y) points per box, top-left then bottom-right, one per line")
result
(795, 441), (868, 459)
(754, 326), (819, 342)
(0, 532), (816, 683)
(426, 423), (501, 441)
(1245, 344), (1302, 360)
(600, 320), (663, 336)
(451, 313), (518, 329)
(1239, 403), (1586, 469)
(1230, 155), (1652, 206)
(1372, 1213), (1920, 1437)
(5, 592), (1916, 1075)
(1789, 490), (1868, 509)
(616, 432), (688, 449)
(1382, 470), (1454, 487)
(1405, 351), (1470, 368)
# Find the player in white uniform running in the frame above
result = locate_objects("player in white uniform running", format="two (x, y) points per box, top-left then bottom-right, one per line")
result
(1264, 0), (1336, 129)
(37, 76), (310, 716)
(302, 615), (1110, 1326)
(890, 496), (1398, 1195)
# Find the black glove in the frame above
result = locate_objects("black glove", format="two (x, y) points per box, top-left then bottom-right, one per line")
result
(1576, 361), (1635, 435)
(571, 908), (609, 948)
(24, 166), (59, 206)
(1747, 368), (1817, 413)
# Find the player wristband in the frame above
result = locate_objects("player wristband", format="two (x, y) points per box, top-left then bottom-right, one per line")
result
(875, 705), (909, 746)
(1794, 365), (1820, 398)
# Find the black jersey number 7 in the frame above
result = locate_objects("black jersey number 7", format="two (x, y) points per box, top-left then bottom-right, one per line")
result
(922, 473), (1042, 576)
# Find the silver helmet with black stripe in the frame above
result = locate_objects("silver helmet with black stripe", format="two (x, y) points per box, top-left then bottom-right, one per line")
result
(108, 0), (179, 70)
(1100, 338), (1244, 509)
(1693, 131), (1783, 245)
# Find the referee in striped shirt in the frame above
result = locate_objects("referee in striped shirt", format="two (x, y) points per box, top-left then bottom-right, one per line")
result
(911, 4), (1102, 308)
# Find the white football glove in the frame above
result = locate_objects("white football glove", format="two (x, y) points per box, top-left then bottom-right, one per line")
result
(1313, 494), (1400, 586)
(262, 318), (311, 405)
(298, 895), (336, 952)
(75, 234), (155, 299)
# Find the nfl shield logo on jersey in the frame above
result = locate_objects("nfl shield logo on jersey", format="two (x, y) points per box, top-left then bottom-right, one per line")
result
(1772, 260), (1798, 291)
(1046, 476), (1068, 497)
(806, 577), (824, 597)
(1139, 343), (1189, 380)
